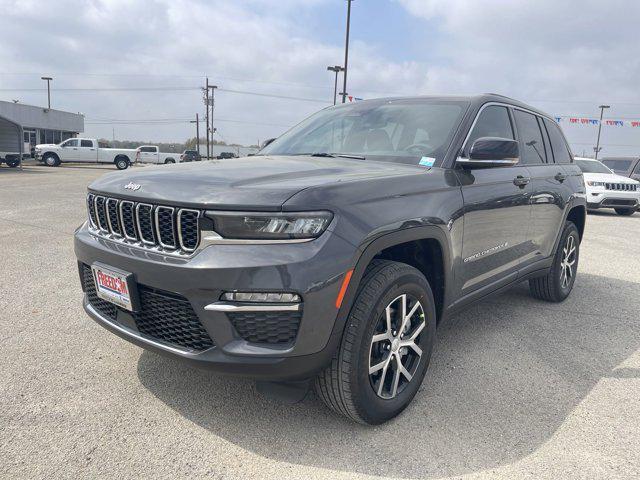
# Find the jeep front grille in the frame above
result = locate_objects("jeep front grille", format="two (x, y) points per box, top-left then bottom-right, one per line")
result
(605, 182), (638, 191)
(87, 193), (201, 254)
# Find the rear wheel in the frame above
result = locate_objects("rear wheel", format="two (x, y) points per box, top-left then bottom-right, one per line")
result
(164, 158), (175, 164)
(115, 157), (129, 170)
(43, 153), (60, 167)
(529, 221), (579, 302)
(5, 156), (20, 167)
(315, 260), (436, 424)
(614, 208), (636, 216)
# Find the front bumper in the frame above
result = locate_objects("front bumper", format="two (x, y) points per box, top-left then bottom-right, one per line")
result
(586, 189), (639, 210)
(74, 224), (356, 380)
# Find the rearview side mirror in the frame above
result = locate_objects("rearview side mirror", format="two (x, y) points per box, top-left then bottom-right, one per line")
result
(261, 138), (276, 149)
(457, 137), (519, 169)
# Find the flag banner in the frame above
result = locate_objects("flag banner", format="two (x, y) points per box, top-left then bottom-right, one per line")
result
(555, 116), (640, 127)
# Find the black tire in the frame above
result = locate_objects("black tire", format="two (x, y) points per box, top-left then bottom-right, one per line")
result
(5, 156), (20, 168)
(43, 153), (60, 167)
(115, 157), (129, 170)
(529, 221), (579, 302)
(614, 208), (636, 216)
(164, 158), (175, 164)
(315, 260), (437, 424)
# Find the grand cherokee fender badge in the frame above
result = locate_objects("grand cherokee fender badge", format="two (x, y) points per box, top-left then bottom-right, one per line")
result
(124, 182), (141, 191)
(464, 242), (508, 263)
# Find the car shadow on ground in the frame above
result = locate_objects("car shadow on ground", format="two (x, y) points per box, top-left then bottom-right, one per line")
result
(137, 272), (640, 479)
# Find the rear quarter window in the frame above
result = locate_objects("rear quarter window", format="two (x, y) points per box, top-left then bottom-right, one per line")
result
(543, 119), (572, 164)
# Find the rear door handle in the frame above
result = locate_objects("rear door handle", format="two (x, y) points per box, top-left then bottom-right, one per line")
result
(513, 176), (530, 188)
(554, 172), (567, 182)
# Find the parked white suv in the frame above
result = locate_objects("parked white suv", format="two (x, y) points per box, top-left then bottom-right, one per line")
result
(575, 157), (640, 216)
(35, 138), (137, 170)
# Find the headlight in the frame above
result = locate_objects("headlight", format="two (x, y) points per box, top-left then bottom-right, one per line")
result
(206, 211), (333, 240)
(587, 181), (605, 187)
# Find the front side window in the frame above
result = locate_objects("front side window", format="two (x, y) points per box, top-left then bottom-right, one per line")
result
(260, 99), (468, 165)
(544, 119), (572, 163)
(62, 139), (78, 147)
(465, 105), (514, 155)
(514, 110), (547, 164)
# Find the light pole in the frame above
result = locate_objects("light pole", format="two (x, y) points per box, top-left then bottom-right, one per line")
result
(594, 104), (610, 159)
(341, 0), (353, 104)
(327, 65), (345, 105)
(41, 76), (52, 109)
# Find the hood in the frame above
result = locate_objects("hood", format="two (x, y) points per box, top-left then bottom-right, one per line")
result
(88, 155), (424, 210)
(583, 172), (639, 184)
(35, 143), (58, 148)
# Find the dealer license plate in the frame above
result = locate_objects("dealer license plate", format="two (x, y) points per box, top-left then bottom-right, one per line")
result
(91, 264), (134, 311)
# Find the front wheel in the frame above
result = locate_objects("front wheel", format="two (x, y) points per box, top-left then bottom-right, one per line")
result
(115, 157), (129, 170)
(43, 154), (60, 167)
(164, 158), (175, 164)
(315, 260), (436, 424)
(529, 221), (579, 302)
(615, 208), (636, 216)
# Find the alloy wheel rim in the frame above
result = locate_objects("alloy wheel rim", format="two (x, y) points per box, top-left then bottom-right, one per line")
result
(369, 293), (426, 399)
(560, 234), (577, 289)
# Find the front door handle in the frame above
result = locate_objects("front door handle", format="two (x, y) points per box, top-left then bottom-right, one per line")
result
(513, 175), (530, 188)
(555, 172), (567, 182)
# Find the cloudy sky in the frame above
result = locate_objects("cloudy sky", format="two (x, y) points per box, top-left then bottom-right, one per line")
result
(1, 0), (639, 155)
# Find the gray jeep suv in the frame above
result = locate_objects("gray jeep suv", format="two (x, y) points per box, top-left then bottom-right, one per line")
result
(75, 94), (586, 424)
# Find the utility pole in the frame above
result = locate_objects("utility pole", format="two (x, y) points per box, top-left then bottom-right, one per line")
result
(208, 84), (218, 152)
(341, 0), (353, 103)
(204, 78), (210, 160)
(190, 113), (200, 154)
(327, 65), (345, 105)
(41, 76), (52, 109)
(594, 104), (610, 159)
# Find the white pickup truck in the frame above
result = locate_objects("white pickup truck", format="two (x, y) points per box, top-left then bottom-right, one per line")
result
(35, 138), (137, 170)
(134, 145), (179, 165)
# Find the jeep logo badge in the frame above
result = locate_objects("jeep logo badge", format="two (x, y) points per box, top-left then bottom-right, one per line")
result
(124, 182), (141, 191)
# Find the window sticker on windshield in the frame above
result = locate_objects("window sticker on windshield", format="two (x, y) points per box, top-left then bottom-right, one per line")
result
(419, 157), (435, 167)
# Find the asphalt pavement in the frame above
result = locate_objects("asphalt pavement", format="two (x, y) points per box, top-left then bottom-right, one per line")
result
(1, 163), (639, 479)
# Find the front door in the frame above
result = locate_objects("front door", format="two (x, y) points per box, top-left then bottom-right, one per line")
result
(456, 105), (532, 297)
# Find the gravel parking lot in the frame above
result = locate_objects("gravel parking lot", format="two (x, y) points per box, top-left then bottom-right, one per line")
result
(1, 163), (639, 479)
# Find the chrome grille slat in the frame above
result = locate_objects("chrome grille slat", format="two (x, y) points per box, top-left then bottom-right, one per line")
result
(87, 194), (200, 255)
(106, 198), (122, 236)
(177, 209), (200, 252)
(119, 201), (138, 240)
(95, 196), (109, 232)
(136, 203), (156, 245)
(155, 206), (176, 249)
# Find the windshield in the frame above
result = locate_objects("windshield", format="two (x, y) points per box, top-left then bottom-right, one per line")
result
(259, 98), (468, 165)
(576, 159), (613, 174)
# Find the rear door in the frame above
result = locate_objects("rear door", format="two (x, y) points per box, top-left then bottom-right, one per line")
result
(456, 104), (532, 296)
(514, 110), (571, 264)
(138, 146), (158, 163)
(77, 139), (97, 163)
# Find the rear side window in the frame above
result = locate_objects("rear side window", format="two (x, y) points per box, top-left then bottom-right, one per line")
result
(544, 119), (572, 164)
(514, 110), (547, 164)
(465, 106), (514, 155)
(139, 146), (156, 153)
(80, 140), (93, 147)
(602, 159), (633, 172)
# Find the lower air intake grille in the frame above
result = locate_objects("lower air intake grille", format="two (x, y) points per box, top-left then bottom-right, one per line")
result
(228, 311), (302, 345)
(81, 264), (214, 352)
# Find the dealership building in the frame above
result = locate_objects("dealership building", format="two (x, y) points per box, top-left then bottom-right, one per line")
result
(0, 100), (84, 165)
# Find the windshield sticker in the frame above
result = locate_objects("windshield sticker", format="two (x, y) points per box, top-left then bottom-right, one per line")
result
(419, 157), (435, 167)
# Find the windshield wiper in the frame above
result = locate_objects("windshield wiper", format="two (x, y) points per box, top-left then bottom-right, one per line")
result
(310, 152), (366, 160)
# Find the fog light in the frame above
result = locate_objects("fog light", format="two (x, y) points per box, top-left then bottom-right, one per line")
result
(221, 292), (301, 303)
